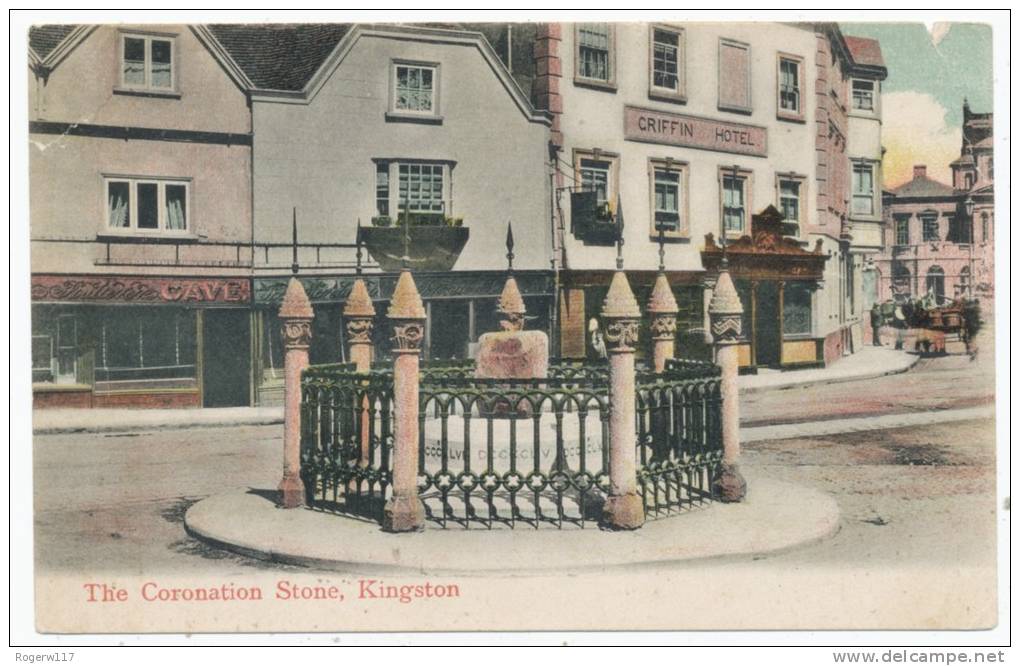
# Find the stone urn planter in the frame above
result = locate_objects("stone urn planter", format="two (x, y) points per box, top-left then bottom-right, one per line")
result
(359, 225), (469, 272)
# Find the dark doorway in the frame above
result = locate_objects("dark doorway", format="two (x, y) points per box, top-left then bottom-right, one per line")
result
(754, 281), (781, 368)
(428, 300), (470, 360)
(203, 309), (251, 407)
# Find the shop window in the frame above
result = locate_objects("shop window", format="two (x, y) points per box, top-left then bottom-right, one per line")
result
(720, 168), (751, 234)
(32, 334), (53, 383)
(649, 159), (687, 237)
(718, 39), (751, 113)
(105, 177), (189, 234)
(783, 282), (812, 337)
(120, 33), (175, 92)
(851, 79), (875, 112)
(649, 25), (684, 100)
(777, 54), (804, 120)
(894, 217), (910, 246)
(921, 215), (940, 242)
(391, 62), (438, 116)
(851, 162), (875, 216)
(733, 280), (753, 342)
(98, 308), (196, 382)
(575, 24), (615, 88)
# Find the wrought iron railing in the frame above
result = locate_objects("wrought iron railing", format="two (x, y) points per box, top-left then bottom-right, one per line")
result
(300, 363), (394, 521)
(636, 361), (723, 519)
(417, 370), (611, 529)
(299, 357), (723, 529)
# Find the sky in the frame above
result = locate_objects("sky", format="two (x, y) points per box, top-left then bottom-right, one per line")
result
(838, 22), (993, 189)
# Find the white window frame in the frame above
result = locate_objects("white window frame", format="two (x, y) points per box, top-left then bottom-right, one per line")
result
(717, 38), (752, 114)
(118, 31), (177, 93)
(851, 161), (878, 218)
(573, 149), (620, 215)
(648, 25), (685, 102)
(574, 23), (617, 90)
(776, 53), (805, 121)
(648, 158), (689, 238)
(894, 216), (910, 247)
(851, 78), (878, 114)
(380, 160), (452, 218)
(389, 60), (440, 119)
(103, 176), (192, 235)
(718, 167), (753, 236)
(775, 173), (807, 231)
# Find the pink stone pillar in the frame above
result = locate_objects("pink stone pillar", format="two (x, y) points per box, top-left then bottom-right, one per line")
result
(600, 270), (645, 530)
(708, 266), (747, 502)
(647, 271), (679, 373)
(278, 277), (314, 509)
(344, 278), (376, 468)
(382, 270), (426, 532)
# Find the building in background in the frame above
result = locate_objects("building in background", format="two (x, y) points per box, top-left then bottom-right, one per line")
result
(206, 23), (553, 404)
(29, 24), (255, 408)
(878, 101), (994, 306)
(530, 22), (887, 370)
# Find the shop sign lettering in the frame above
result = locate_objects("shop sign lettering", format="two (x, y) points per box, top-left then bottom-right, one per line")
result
(31, 276), (251, 304)
(624, 106), (767, 157)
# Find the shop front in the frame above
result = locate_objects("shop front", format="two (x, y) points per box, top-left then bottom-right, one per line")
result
(701, 206), (829, 372)
(252, 272), (555, 406)
(31, 274), (252, 408)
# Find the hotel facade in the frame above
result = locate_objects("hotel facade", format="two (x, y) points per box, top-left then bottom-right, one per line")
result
(28, 21), (889, 409)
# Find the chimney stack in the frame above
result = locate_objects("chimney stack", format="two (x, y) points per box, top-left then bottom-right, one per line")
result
(913, 165), (927, 180)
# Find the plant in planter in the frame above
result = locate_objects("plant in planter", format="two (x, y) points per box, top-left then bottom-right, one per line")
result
(360, 209), (470, 271)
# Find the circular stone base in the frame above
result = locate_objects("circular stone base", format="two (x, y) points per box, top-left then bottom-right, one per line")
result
(184, 475), (839, 575)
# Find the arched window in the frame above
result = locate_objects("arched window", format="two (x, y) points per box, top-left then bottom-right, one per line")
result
(892, 264), (911, 298)
(958, 266), (971, 297)
(926, 266), (945, 302)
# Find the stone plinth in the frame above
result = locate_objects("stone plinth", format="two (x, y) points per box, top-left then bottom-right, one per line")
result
(475, 330), (549, 380)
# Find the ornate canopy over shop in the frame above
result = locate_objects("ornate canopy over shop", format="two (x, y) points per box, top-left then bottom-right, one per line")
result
(700, 205), (828, 281)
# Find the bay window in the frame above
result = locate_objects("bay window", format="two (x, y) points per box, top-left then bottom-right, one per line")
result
(373, 160), (452, 220)
(120, 33), (175, 92)
(852, 79), (876, 112)
(851, 162), (876, 216)
(105, 177), (189, 233)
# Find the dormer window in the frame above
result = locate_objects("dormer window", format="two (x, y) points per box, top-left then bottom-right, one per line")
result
(120, 33), (175, 92)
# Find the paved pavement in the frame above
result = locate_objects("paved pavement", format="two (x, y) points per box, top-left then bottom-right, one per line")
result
(183, 474), (840, 574)
(31, 347), (919, 434)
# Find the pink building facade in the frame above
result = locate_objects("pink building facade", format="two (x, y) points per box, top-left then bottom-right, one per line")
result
(877, 102), (994, 307)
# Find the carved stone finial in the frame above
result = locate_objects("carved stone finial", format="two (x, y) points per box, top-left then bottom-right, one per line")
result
(601, 270), (641, 351)
(387, 270), (426, 352)
(647, 272), (679, 341)
(279, 277), (313, 319)
(344, 278), (376, 345)
(708, 268), (743, 345)
(497, 275), (527, 331)
(279, 277), (314, 349)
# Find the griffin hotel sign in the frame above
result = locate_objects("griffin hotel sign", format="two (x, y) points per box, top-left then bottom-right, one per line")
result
(623, 106), (767, 157)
